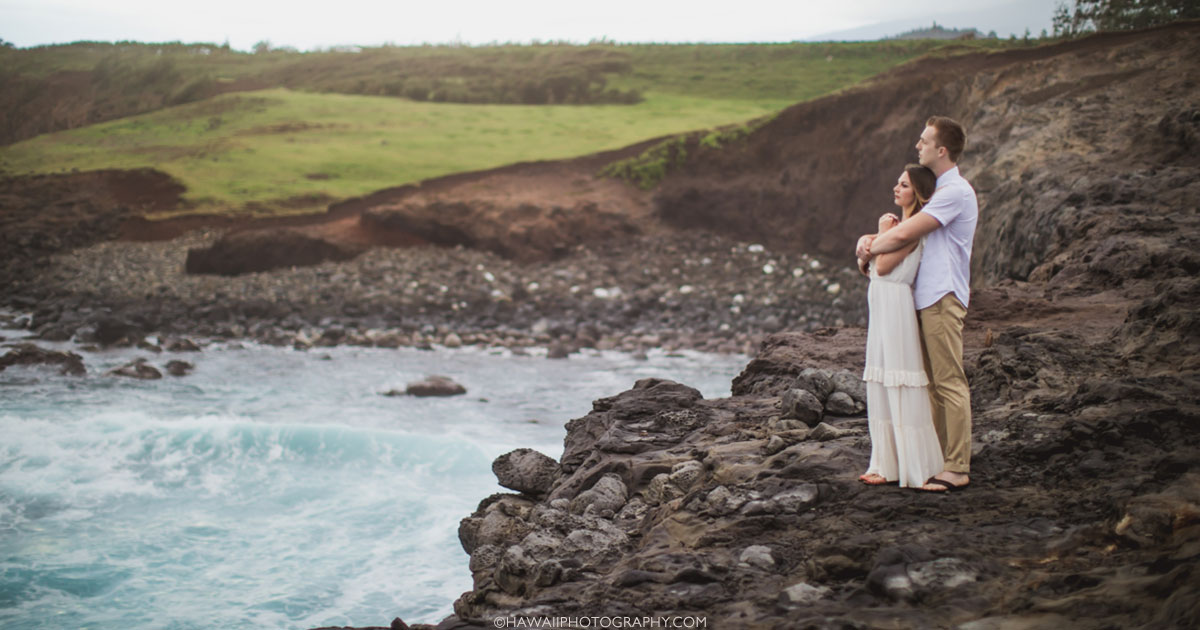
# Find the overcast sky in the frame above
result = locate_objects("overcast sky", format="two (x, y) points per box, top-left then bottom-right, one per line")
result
(2, 0), (1060, 51)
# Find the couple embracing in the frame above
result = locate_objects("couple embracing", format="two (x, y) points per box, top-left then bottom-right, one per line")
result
(854, 116), (977, 493)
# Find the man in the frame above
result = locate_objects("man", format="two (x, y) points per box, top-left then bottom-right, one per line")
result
(856, 116), (978, 492)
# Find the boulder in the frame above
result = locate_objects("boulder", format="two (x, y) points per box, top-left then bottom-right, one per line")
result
(405, 375), (467, 397)
(795, 367), (835, 402)
(165, 360), (194, 376)
(493, 449), (560, 498)
(107, 358), (162, 380)
(781, 388), (824, 427)
(831, 369), (867, 406)
(164, 337), (202, 352)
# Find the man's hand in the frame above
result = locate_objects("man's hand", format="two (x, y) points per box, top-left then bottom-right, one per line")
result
(878, 213), (899, 233)
(870, 212), (943, 256)
(856, 234), (876, 261)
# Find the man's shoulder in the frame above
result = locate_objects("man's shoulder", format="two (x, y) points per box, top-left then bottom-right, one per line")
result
(943, 173), (977, 204)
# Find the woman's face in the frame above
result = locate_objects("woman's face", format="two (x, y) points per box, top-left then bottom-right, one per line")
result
(893, 171), (915, 209)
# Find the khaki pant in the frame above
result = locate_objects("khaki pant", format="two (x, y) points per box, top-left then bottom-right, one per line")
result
(918, 293), (972, 473)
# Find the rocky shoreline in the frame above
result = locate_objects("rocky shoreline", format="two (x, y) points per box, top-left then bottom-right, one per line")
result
(388, 275), (1200, 630)
(3, 22), (1199, 630)
(3, 229), (865, 358)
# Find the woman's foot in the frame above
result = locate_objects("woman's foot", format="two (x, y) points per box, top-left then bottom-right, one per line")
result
(858, 473), (892, 486)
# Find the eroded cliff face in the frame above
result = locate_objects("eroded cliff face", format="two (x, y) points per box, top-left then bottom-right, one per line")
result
(653, 22), (1200, 290)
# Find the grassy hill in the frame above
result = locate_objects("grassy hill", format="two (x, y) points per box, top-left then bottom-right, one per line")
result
(0, 38), (1030, 218)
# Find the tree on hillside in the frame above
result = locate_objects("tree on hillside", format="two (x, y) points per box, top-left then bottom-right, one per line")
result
(1053, 0), (1200, 36)
(0, 37), (14, 49)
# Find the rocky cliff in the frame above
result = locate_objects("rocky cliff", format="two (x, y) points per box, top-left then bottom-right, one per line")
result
(654, 21), (1200, 286)
(429, 23), (1200, 630)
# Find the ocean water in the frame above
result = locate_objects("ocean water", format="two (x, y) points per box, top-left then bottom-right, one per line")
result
(0, 331), (745, 629)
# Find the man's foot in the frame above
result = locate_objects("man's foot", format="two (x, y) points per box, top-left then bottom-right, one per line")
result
(919, 471), (970, 492)
(858, 473), (894, 486)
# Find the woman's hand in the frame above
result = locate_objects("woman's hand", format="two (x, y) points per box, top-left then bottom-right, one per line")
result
(878, 213), (899, 233)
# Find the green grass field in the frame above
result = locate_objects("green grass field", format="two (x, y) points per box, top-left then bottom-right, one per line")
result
(0, 38), (1033, 218)
(0, 88), (788, 217)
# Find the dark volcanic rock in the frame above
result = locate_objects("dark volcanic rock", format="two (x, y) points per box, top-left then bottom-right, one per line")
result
(780, 388), (823, 427)
(0, 343), (86, 376)
(493, 449), (560, 498)
(185, 228), (365, 276)
(164, 337), (202, 352)
(165, 360), (193, 376)
(361, 195), (642, 263)
(404, 375), (467, 397)
(106, 357), (162, 379)
(731, 329), (867, 397)
(91, 316), (144, 346)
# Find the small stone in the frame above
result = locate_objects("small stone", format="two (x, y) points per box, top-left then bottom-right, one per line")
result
(811, 422), (852, 441)
(770, 484), (820, 513)
(782, 582), (831, 606)
(825, 391), (858, 416)
(739, 545), (775, 570)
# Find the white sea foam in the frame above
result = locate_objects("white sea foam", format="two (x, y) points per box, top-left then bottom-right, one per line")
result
(0, 340), (744, 629)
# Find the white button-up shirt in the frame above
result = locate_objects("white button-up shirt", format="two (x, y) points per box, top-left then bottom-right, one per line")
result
(914, 166), (978, 311)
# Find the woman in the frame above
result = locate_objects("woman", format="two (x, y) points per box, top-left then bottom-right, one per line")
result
(857, 164), (944, 488)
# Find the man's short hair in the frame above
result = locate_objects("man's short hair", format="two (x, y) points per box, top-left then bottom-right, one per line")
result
(926, 116), (966, 162)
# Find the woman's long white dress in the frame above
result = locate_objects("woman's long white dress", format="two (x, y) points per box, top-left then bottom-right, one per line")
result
(862, 240), (944, 487)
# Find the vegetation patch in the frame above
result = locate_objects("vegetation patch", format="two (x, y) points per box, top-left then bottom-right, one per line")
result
(602, 114), (776, 189)
(599, 136), (692, 190)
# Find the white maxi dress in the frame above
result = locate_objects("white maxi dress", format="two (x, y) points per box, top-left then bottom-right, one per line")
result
(862, 240), (945, 487)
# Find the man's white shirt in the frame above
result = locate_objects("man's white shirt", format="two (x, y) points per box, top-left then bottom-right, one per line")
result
(914, 166), (978, 310)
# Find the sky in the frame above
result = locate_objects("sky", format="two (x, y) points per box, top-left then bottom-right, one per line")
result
(1, 0), (1060, 51)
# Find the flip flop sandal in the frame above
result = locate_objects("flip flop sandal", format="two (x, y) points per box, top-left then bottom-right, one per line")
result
(920, 478), (968, 492)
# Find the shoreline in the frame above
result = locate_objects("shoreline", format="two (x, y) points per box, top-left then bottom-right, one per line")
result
(2, 230), (866, 360)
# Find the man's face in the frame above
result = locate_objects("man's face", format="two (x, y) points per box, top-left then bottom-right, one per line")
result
(916, 125), (941, 167)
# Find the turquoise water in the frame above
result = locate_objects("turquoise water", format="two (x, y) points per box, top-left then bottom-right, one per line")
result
(0, 332), (744, 629)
